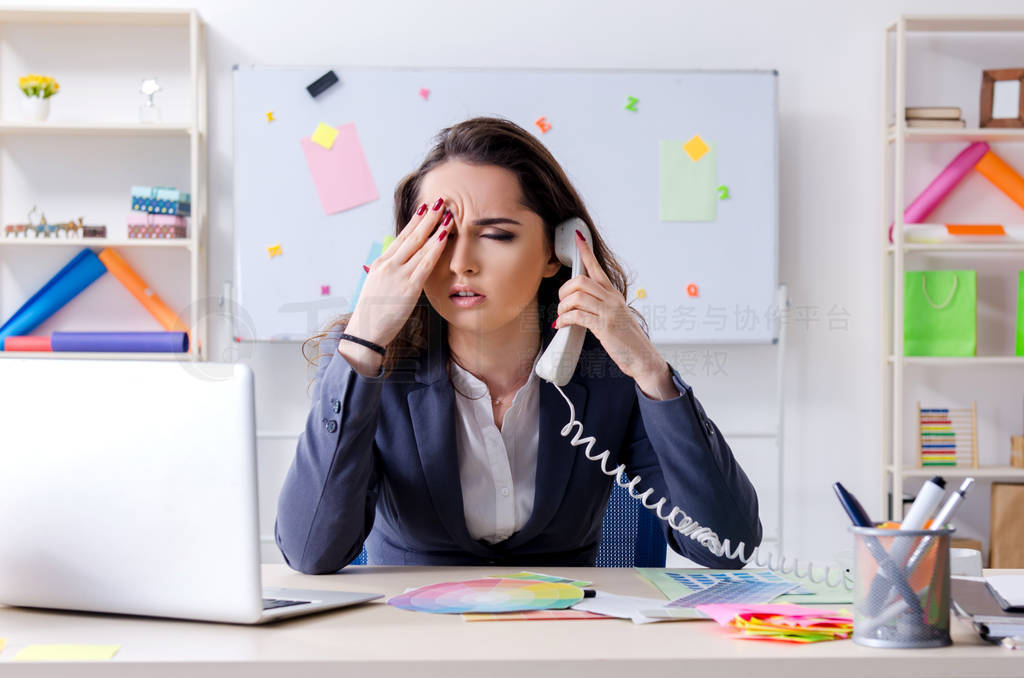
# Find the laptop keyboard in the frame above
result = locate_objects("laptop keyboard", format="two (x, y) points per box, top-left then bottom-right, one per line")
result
(262, 597), (310, 610)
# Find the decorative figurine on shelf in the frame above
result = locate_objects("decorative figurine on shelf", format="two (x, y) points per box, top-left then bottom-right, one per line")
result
(3, 209), (101, 239)
(139, 77), (162, 124)
(18, 74), (59, 122)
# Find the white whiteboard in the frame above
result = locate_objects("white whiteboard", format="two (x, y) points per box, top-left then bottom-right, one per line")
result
(233, 66), (778, 343)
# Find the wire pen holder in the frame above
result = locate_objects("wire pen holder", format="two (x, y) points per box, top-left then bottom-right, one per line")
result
(851, 525), (953, 648)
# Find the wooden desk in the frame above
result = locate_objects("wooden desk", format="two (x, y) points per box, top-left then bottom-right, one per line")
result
(0, 565), (1020, 677)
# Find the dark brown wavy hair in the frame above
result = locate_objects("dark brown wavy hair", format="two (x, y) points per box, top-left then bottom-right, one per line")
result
(303, 116), (644, 377)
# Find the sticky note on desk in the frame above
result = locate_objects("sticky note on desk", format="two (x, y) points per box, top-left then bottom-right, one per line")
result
(301, 122), (379, 215)
(311, 122), (340, 150)
(659, 137), (717, 222)
(15, 644), (120, 661)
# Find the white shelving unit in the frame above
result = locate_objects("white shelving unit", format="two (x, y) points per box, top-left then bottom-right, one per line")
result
(882, 15), (1024, 521)
(0, 7), (207, 360)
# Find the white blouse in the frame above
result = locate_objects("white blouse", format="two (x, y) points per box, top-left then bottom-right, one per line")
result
(448, 353), (542, 544)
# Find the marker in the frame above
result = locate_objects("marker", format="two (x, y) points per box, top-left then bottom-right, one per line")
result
(891, 476), (946, 562)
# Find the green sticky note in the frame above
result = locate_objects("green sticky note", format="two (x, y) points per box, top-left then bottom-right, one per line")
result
(381, 234), (396, 254)
(14, 644), (120, 661)
(659, 138), (717, 222)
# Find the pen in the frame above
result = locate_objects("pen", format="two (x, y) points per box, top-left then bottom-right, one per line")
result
(832, 482), (873, 527)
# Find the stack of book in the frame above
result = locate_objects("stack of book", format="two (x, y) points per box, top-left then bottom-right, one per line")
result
(906, 106), (965, 128)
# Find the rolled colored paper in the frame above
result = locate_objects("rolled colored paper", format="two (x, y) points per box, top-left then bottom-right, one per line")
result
(945, 224), (1006, 236)
(97, 249), (186, 333)
(2, 335), (52, 351)
(0, 249), (107, 342)
(974, 149), (1024, 211)
(51, 332), (188, 353)
(889, 142), (990, 242)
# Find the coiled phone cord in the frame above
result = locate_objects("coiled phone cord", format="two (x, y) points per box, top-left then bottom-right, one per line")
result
(554, 385), (852, 590)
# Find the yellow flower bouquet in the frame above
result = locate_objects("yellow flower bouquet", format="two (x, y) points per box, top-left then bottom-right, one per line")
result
(19, 74), (60, 99)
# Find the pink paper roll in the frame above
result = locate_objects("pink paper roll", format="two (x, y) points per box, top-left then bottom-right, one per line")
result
(889, 141), (990, 242)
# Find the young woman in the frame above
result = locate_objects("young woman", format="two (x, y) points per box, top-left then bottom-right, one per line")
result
(276, 117), (761, 571)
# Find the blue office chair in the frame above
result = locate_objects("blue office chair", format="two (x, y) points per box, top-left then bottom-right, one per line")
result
(595, 481), (667, 567)
(350, 481), (666, 567)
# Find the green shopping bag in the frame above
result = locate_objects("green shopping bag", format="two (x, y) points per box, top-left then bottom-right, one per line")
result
(1017, 271), (1023, 357)
(904, 270), (976, 357)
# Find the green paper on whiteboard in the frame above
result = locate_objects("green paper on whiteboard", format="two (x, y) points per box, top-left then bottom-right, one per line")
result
(659, 139), (717, 222)
(1016, 270), (1023, 356)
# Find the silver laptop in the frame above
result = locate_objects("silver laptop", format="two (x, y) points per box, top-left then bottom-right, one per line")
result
(0, 358), (381, 624)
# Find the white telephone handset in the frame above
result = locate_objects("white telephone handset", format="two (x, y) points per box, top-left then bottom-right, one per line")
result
(534, 217), (849, 589)
(534, 217), (592, 387)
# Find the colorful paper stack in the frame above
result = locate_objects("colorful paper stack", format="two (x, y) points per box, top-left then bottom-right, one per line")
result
(696, 603), (853, 643)
(130, 185), (191, 216)
(918, 402), (978, 467)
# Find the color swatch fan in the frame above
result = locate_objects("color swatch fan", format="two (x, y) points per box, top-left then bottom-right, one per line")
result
(387, 578), (584, 614)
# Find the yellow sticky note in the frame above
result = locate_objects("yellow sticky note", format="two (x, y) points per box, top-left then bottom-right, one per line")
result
(311, 122), (339, 150)
(266, 111), (275, 122)
(267, 243), (282, 258)
(682, 134), (710, 162)
(381, 234), (396, 254)
(636, 288), (646, 299)
(15, 644), (120, 661)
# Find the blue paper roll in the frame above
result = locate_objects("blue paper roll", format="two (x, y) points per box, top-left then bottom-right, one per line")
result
(0, 249), (107, 342)
(51, 332), (189, 353)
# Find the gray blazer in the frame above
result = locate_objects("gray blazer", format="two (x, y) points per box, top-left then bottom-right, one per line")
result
(275, 326), (761, 572)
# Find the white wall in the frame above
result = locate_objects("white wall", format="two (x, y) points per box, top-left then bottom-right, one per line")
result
(6, 0), (1020, 566)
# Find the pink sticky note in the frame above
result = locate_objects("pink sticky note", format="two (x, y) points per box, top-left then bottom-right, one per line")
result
(419, 88), (430, 100)
(301, 122), (378, 215)
(696, 603), (830, 626)
(321, 285), (330, 296)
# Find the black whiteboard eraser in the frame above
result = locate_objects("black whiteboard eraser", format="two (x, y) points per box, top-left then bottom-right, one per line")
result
(307, 70), (339, 98)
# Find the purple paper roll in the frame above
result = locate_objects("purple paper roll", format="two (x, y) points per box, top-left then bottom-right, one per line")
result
(50, 332), (189, 353)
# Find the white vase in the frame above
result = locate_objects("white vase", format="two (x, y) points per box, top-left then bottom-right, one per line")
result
(21, 97), (50, 122)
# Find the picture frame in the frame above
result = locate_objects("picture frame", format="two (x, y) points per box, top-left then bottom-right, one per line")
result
(980, 68), (1024, 128)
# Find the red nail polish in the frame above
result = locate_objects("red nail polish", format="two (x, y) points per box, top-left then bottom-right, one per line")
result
(362, 265), (370, 273)
(438, 229), (448, 242)
(575, 229), (585, 242)
(442, 211), (453, 226)
(432, 197), (444, 211)
(552, 319), (557, 328)
(417, 203), (428, 216)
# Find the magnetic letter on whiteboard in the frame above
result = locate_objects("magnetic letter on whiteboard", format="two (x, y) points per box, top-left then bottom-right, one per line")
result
(659, 139), (717, 222)
(301, 122), (379, 215)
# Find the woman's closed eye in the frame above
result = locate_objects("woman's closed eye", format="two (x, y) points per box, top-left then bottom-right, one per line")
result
(481, 231), (514, 241)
